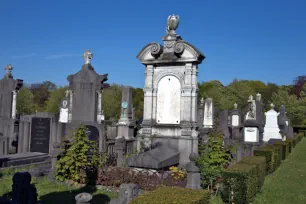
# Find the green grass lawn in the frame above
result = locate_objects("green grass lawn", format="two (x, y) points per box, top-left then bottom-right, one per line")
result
(253, 138), (306, 204)
(0, 166), (117, 204)
(211, 138), (306, 204)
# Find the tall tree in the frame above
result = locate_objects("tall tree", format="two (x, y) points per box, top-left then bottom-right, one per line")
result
(16, 87), (36, 115)
(42, 81), (57, 91)
(44, 86), (68, 113)
(102, 84), (122, 120)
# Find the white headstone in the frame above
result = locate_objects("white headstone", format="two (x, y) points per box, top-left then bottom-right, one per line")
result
(232, 115), (239, 127)
(59, 100), (69, 123)
(244, 127), (259, 143)
(263, 104), (282, 142)
(203, 98), (213, 128)
(156, 75), (181, 124)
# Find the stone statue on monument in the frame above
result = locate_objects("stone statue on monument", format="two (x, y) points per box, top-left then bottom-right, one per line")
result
(83, 49), (93, 64)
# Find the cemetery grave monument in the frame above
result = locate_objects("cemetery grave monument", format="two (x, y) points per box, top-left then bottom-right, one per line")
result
(128, 14), (205, 169)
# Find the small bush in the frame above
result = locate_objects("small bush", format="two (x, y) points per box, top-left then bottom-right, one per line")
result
(239, 156), (266, 191)
(221, 163), (257, 204)
(253, 147), (275, 174)
(130, 186), (210, 204)
(272, 145), (282, 168)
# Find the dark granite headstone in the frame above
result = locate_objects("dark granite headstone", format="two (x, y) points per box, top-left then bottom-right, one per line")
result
(85, 125), (99, 141)
(30, 117), (51, 153)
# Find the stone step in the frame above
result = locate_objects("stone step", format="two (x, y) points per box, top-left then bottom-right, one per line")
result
(0, 152), (50, 168)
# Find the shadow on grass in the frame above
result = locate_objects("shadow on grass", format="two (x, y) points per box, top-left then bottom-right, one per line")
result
(0, 172), (3, 179)
(39, 185), (111, 204)
(1, 185), (111, 204)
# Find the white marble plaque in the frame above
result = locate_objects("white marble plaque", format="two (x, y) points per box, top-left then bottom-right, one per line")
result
(59, 108), (69, 123)
(244, 127), (259, 143)
(156, 75), (181, 124)
(203, 99), (213, 128)
(232, 115), (239, 127)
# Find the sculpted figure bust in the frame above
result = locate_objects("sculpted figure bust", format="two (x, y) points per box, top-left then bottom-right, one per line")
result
(83, 49), (93, 64)
(5, 64), (13, 76)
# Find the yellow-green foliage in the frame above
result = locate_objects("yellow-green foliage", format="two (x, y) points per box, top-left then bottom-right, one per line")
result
(222, 163), (258, 204)
(130, 186), (210, 204)
(239, 156), (266, 191)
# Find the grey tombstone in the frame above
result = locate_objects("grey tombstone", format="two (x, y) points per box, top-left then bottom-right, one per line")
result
(67, 49), (108, 123)
(116, 86), (135, 140)
(130, 14), (205, 168)
(0, 64), (23, 153)
(110, 183), (139, 204)
(198, 98), (215, 144)
(217, 110), (231, 145)
(115, 136), (126, 167)
(229, 103), (243, 141)
(186, 153), (202, 189)
(278, 105), (291, 138)
(30, 117), (51, 153)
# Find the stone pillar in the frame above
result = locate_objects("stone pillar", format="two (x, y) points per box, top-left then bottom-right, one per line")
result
(75, 193), (92, 204)
(115, 137), (126, 167)
(17, 121), (24, 153)
(11, 90), (17, 119)
(96, 90), (102, 123)
(68, 90), (73, 122)
(22, 122), (30, 153)
(143, 65), (154, 121)
(48, 142), (62, 180)
(186, 153), (202, 189)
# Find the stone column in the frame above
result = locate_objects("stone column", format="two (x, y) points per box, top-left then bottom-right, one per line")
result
(68, 90), (73, 122)
(96, 90), (102, 123)
(22, 122), (30, 153)
(17, 121), (24, 153)
(143, 65), (154, 121)
(115, 137), (126, 167)
(11, 90), (17, 119)
(186, 153), (202, 189)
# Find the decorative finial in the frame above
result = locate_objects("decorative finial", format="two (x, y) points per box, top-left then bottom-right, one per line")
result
(234, 103), (238, 109)
(248, 95), (253, 102)
(270, 103), (275, 109)
(65, 90), (70, 98)
(83, 49), (93, 64)
(200, 98), (204, 104)
(166, 15), (180, 35)
(256, 93), (261, 101)
(5, 64), (13, 77)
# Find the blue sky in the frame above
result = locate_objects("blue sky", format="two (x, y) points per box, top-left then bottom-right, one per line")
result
(0, 0), (305, 88)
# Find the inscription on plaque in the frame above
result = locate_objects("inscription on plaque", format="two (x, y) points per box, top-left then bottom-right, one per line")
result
(85, 125), (99, 155)
(30, 117), (51, 153)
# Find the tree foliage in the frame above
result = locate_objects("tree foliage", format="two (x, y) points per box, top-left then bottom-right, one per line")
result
(16, 87), (36, 115)
(44, 86), (68, 113)
(102, 84), (122, 120)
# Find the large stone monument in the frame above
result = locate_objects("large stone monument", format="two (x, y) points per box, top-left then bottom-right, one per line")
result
(263, 104), (282, 142)
(128, 15), (205, 169)
(0, 64), (23, 154)
(62, 49), (109, 152)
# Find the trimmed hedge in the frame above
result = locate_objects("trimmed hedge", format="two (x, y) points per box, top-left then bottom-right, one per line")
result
(253, 146), (276, 174)
(285, 139), (293, 153)
(222, 163), (258, 204)
(130, 186), (210, 204)
(274, 141), (289, 160)
(239, 156), (266, 191)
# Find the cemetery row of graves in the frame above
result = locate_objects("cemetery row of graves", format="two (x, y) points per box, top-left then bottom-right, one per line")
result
(1, 15), (306, 203)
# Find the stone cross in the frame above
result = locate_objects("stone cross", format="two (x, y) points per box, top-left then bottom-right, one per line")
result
(83, 49), (93, 64)
(234, 103), (238, 109)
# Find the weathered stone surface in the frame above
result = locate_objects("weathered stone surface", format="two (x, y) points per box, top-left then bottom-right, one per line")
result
(128, 144), (179, 169)
(110, 183), (139, 204)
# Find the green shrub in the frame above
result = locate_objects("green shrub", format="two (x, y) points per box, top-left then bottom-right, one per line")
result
(274, 141), (288, 160)
(253, 146), (276, 174)
(55, 125), (100, 183)
(272, 145), (282, 168)
(221, 163), (257, 204)
(130, 186), (210, 204)
(197, 129), (231, 189)
(239, 156), (266, 191)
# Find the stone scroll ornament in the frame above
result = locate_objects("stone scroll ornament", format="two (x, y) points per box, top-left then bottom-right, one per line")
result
(174, 41), (185, 55)
(151, 43), (163, 58)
